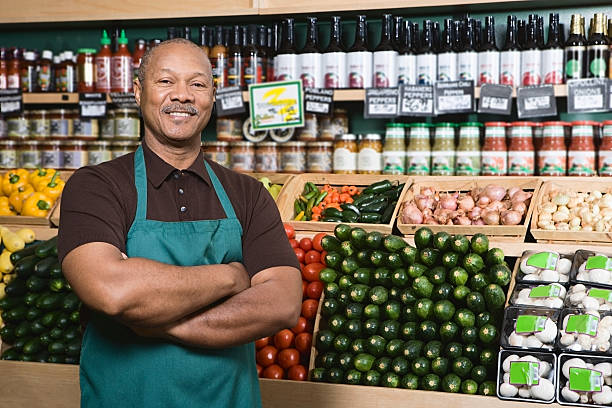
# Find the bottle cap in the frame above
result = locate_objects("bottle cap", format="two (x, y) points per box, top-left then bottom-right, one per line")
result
(24, 51), (35, 61)
(64, 50), (74, 59)
(41, 50), (53, 60)
(118, 29), (129, 45)
(101, 29), (111, 46)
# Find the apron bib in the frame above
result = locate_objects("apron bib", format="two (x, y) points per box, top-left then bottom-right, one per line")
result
(79, 146), (261, 408)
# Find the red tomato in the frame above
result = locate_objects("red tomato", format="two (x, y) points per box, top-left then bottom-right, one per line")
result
(284, 224), (295, 240)
(306, 281), (323, 300)
(320, 251), (327, 266)
(305, 319), (314, 333)
(278, 348), (300, 370)
(274, 329), (295, 350)
(312, 233), (326, 252)
(295, 333), (312, 354)
(293, 248), (305, 263)
(299, 237), (313, 252)
(255, 337), (270, 350)
(256, 363), (263, 377)
(263, 364), (284, 379)
(289, 239), (299, 248)
(302, 263), (324, 282)
(301, 280), (307, 298)
(291, 316), (307, 334)
(256, 345), (278, 368)
(287, 364), (307, 381)
(301, 299), (319, 320)
(304, 250), (321, 265)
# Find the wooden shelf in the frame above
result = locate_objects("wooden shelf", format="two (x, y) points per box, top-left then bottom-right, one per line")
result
(22, 93), (79, 104)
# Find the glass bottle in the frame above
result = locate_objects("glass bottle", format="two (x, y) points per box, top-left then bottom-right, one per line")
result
(95, 30), (112, 93)
(539, 121), (567, 176)
(199, 26), (210, 55)
(437, 19), (456, 82)
(520, 18), (542, 86)
(37, 50), (53, 92)
(565, 14), (586, 81)
(20, 51), (37, 93)
(243, 24), (265, 86)
(0, 48), (7, 90)
(398, 21), (416, 85)
(477, 16), (499, 85)
(457, 19), (478, 82)
(7, 47), (21, 90)
(347, 15), (372, 89)
(227, 25), (244, 88)
(431, 122), (456, 176)
(60, 51), (76, 92)
(323, 16), (346, 89)
(416, 20), (437, 85)
(299, 17), (322, 88)
(455, 122), (482, 176)
(500, 15), (521, 87)
(406, 123), (431, 175)
(267, 25), (278, 83)
(373, 14), (398, 88)
(481, 122), (508, 176)
(274, 18), (298, 81)
(542, 13), (564, 85)
(132, 38), (146, 82)
(587, 13), (610, 78)
(257, 25), (269, 82)
(211, 26), (228, 89)
(383, 123), (405, 174)
(111, 30), (133, 93)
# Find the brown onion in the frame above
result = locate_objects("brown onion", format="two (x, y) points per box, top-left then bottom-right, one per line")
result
(501, 210), (522, 225)
(415, 195), (435, 211)
(472, 218), (486, 225)
(477, 196), (491, 207)
(511, 190), (533, 204)
(508, 187), (520, 199)
(488, 201), (506, 212)
(420, 186), (436, 196)
(439, 195), (458, 210)
(401, 203), (423, 224)
(482, 209), (500, 225)
(454, 216), (471, 225)
(458, 195), (475, 211)
(512, 201), (527, 215)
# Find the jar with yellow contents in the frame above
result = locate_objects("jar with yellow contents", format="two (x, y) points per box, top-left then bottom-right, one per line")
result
(333, 134), (358, 174)
(358, 134), (383, 174)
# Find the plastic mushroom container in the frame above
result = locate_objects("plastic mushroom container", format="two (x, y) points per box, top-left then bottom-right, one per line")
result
(566, 284), (612, 312)
(557, 309), (612, 355)
(557, 353), (612, 407)
(510, 283), (567, 309)
(516, 251), (573, 284)
(501, 306), (561, 351)
(572, 251), (612, 288)
(497, 350), (557, 403)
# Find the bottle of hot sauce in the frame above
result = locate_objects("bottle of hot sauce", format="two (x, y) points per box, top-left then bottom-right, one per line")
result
(227, 25), (244, 88)
(243, 24), (265, 86)
(0, 48), (7, 90)
(7, 47), (21, 90)
(397, 20), (416, 85)
(132, 38), (146, 82)
(20, 51), (37, 93)
(500, 16), (521, 86)
(111, 30), (133, 93)
(477, 16), (499, 85)
(373, 14), (398, 88)
(275, 18), (298, 81)
(322, 16), (346, 88)
(37, 50), (53, 92)
(542, 13), (564, 84)
(520, 17), (542, 86)
(298, 17), (322, 88)
(210, 26), (228, 89)
(199, 26), (210, 55)
(95, 30), (112, 93)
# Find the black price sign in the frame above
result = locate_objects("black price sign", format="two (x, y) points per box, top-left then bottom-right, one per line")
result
(398, 85), (434, 117)
(478, 84), (513, 115)
(109, 92), (138, 109)
(364, 87), (399, 118)
(304, 87), (334, 116)
(215, 86), (246, 117)
(517, 85), (557, 118)
(567, 79), (609, 113)
(434, 80), (474, 115)
(0, 89), (23, 115)
(79, 93), (107, 118)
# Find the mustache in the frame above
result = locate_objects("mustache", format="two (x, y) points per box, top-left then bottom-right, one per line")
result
(162, 103), (199, 115)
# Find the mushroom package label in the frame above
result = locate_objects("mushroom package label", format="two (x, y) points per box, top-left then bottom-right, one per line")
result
(566, 314), (600, 337)
(569, 367), (603, 393)
(510, 361), (540, 386)
(529, 284), (562, 298)
(516, 315), (548, 334)
(586, 255), (612, 272)
(527, 252), (559, 270)
(588, 288), (612, 303)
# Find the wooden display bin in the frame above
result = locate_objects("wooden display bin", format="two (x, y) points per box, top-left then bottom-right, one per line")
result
(277, 174), (410, 234)
(246, 173), (295, 203)
(397, 176), (542, 241)
(531, 179), (612, 244)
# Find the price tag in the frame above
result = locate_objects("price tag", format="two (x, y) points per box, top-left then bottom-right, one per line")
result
(434, 80), (474, 115)
(527, 252), (559, 270)
(79, 93), (107, 119)
(569, 368), (602, 392)
(304, 87), (334, 116)
(510, 361), (540, 386)
(529, 284), (561, 298)
(398, 85), (434, 117)
(566, 314), (599, 336)
(248, 80), (304, 131)
(215, 86), (246, 117)
(517, 85), (557, 118)
(567, 78), (609, 113)
(364, 87), (399, 118)
(478, 84), (513, 115)
(588, 288), (612, 302)
(109, 92), (138, 109)
(585, 255), (612, 271)
(516, 315), (547, 334)
(0, 89), (23, 115)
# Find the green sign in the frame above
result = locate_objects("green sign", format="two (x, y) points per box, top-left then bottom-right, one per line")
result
(527, 252), (559, 270)
(516, 315), (547, 334)
(588, 288), (612, 302)
(248, 80), (304, 131)
(566, 314), (599, 336)
(510, 361), (540, 386)
(529, 284), (561, 298)
(569, 368), (602, 392)
(585, 255), (612, 271)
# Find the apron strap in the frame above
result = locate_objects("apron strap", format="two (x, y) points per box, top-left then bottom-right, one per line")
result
(204, 161), (239, 220)
(133, 145), (148, 221)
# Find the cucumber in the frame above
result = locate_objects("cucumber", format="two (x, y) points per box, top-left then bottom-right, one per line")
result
(442, 374), (462, 393)
(36, 293), (62, 310)
(383, 300), (401, 321)
(402, 340), (423, 361)
(400, 246), (418, 266)
(476, 312), (492, 328)
(431, 357), (449, 376)
(448, 267), (469, 286)
(374, 356), (392, 373)
(450, 235), (469, 255)
(48, 341), (66, 355)
(488, 264), (512, 286)
(451, 357), (473, 379)
(468, 273), (490, 292)
(419, 248), (440, 268)
(479, 349), (496, 367)
(400, 322), (417, 340)
(407, 263), (427, 279)
(364, 319), (380, 336)
(366, 335), (387, 357)
(433, 300), (456, 322)
(343, 320), (362, 338)
(462, 253), (485, 275)
(369, 250), (386, 267)
(310, 368), (325, 382)
(324, 252), (342, 270)
(433, 283), (453, 301)
(348, 284), (369, 303)
(5, 278), (27, 296)
(316, 330), (334, 351)
(461, 379), (478, 394)
(328, 314), (347, 334)
(341, 257), (359, 274)
(391, 356), (410, 376)
(365, 231), (384, 250)
(344, 369), (362, 385)
(400, 373), (419, 389)
(463, 344), (480, 362)
(14, 321), (31, 338)
(373, 268), (392, 288)
(10, 243), (42, 264)
(61, 293), (81, 311)
(441, 252), (459, 268)
(470, 233), (489, 255)
(423, 340), (442, 360)
(318, 351), (338, 369)
(48, 262), (63, 279)
(454, 309), (476, 328)
(353, 268), (371, 286)
(368, 286), (389, 305)
(412, 276), (433, 298)
(379, 320), (400, 340)
(363, 370), (381, 386)
(321, 298), (339, 317)
(391, 268), (409, 288)
(345, 303), (364, 320)
(350, 338), (367, 354)
(411, 356), (430, 376)
(386, 339), (405, 358)
(333, 334), (351, 352)
(334, 224), (352, 242)
(386, 253), (403, 269)
(22, 338), (42, 355)
(433, 232), (451, 251)
(30, 319), (46, 335)
(383, 235), (407, 253)
(35, 237), (58, 259)
(420, 373), (441, 390)
(414, 228), (433, 249)
(33, 256), (58, 278)
(355, 250), (372, 267)
(415, 298), (433, 320)
(444, 342), (463, 359)
(478, 324), (498, 344)
(321, 236), (342, 252)
(340, 241), (355, 258)
(426, 266), (446, 285)
(363, 304), (381, 320)
(401, 305), (418, 322)
(399, 288), (417, 305)
(465, 292), (486, 313)
(461, 327), (478, 344)
(471, 365), (487, 383)
(417, 320), (437, 341)
(26, 276), (48, 293)
(485, 248), (505, 266)
(483, 284), (506, 310)
(3, 306), (28, 322)
(479, 381), (497, 396)
(41, 311), (59, 327)
(381, 372), (400, 388)
(439, 321), (459, 342)
(337, 352), (354, 371)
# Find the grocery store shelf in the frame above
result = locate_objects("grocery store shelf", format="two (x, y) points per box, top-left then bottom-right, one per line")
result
(22, 93), (79, 104)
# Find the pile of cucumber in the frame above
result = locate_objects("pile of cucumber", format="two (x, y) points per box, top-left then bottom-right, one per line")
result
(312, 225), (512, 395)
(0, 236), (82, 364)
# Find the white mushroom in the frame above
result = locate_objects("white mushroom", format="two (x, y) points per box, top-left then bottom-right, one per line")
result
(503, 373), (510, 383)
(508, 332), (524, 347)
(561, 386), (580, 403)
(502, 354), (520, 372)
(577, 334), (594, 350)
(540, 270), (559, 282)
(583, 296), (601, 311)
(523, 274), (540, 281)
(534, 319), (557, 344)
(562, 358), (587, 378)
(518, 355), (539, 363)
(560, 333), (576, 346)
(591, 269), (611, 284)
(579, 394), (590, 404)
(538, 361), (551, 377)
(518, 387), (532, 398)
(520, 258), (538, 275)
(592, 385), (612, 405)
(499, 382), (519, 397)
(557, 258), (572, 274)
(524, 336), (544, 349)
(559, 274), (569, 283)
(594, 362), (612, 377)
(530, 378), (555, 401)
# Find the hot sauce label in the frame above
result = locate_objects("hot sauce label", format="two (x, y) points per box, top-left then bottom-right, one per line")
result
(508, 150), (535, 175)
(211, 55), (228, 88)
(520, 49), (542, 86)
(397, 54), (416, 85)
(457, 51), (478, 82)
(111, 55), (133, 92)
(0, 74), (7, 90)
(598, 151), (612, 176)
(500, 50), (521, 86)
(274, 54), (298, 81)
(455, 151), (481, 175)
(373, 50), (398, 88)
(322, 52), (346, 89)
(347, 51), (372, 88)
(243, 56), (265, 86)
(7, 73), (19, 89)
(538, 150), (567, 175)
(542, 48), (564, 84)
(38, 65), (51, 91)
(95, 56), (111, 92)
(227, 55), (244, 87)
(406, 151), (431, 175)
(437, 52), (457, 82)
(477, 51), (500, 85)
(416, 54), (437, 85)
(298, 53), (322, 88)
(431, 150), (455, 175)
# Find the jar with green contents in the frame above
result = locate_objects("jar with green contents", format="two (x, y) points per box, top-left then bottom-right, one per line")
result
(383, 123), (405, 175)
(406, 123), (431, 175)
(114, 108), (140, 140)
(29, 110), (50, 139)
(7, 112), (29, 139)
(455, 122), (482, 176)
(100, 110), (115, 140)
(431, 123), (456, 176)
(88, 141), (113, 165)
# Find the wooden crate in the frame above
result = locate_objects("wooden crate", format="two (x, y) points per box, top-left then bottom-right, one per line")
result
(531, 179), (612, 244)
(277, 174), (411, 234)
(245, 173), (295, 203)
(397, 176), (542, 240)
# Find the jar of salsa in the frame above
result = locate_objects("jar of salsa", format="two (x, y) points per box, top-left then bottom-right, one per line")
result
(481, 122), (508, 176)
(217, 116), (243, 142)
(77, 48), (96, 92)
(0, 140), (17, 169)
(111, 141), (139, 159)
(456, 122), (482, 176)
(320, 109), (349, 141)
(508, 121), (535, 176)
(568, 121), (596, 176)
(18, 140), (40, 168)
(539, 121), (567, 176)
(333, 133), (358, 174)
(202, 141), (230, 167)
(296, 114), (318, 141)
(600, 120), (612, 176)
(406, 123), (431, 176)
(73, 117), (99, 140)
(49, 109), (74, 139)
(230, 141), (255, 172)
(29, 110), (50, 139)
(256, 142), (280, 173)
(383, 123), (406, 175)
(7, 111), (29, 139)
(306, 142), (333, 173)
(88, 141), (112, 165)
(532, 122), (544, 151)
(114, 108), (140, 140)
(280, 142), (306, 173)
(40, 140), (62, 169)
(431, 123), (456, 176)
(62, 140), (88, 169)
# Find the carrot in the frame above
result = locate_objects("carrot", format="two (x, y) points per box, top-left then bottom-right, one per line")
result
(348, 186), (358, 195)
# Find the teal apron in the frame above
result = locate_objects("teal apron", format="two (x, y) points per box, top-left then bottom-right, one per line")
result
(79, 145), (262, 408)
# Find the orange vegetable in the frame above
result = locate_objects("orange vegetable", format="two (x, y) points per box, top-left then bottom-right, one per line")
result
(311, 214), (321, 221)
(341, 186), (350, 193)
(339, 193), (351, 203)
(312, 206), (322, 215)
(344, 196), (354, 204)
(348, 186), (358, 195)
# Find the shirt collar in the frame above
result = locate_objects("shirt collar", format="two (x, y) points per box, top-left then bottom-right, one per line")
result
(142, 141), (212, 189)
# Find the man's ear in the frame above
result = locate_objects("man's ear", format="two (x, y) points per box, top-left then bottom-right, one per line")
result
(133, 78), (142, 107)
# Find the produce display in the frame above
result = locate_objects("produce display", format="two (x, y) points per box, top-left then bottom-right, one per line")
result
(567, 284), (612, 311)
(258, 176), (283, 201)
(558, 355), (612, 405)
(400, 185), (532, 226)
(574, 250), (612, 287)
(517, 251), (572, 283)
(509, 283), (566, 309)
(293, 180), (403, 224)
(535, 189), (612, 232)
(497, 351), (556, 402)
(254, 226), (324, 381)
(558, 310), (612, 353)
(0, 235), (82, 363)
(311, 225), (510, 395)
(0, 169), (65, 218)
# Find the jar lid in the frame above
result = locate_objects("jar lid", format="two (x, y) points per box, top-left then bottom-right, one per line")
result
(203, 141), (229, 147)
(232, 141), (255, 147)
(112, 141), (140, 147)
(336, 133), (357, 141)
(459, 122), (483, 127)
(511, 121), (533, 127)
(18, 140), (39, 146)
(571, 120), (594, 126)
(386, 123), (404, 128)
(282, 141), (306, 147)
(409, 123), (429, 128)
(257, 141), (278, 147)
(307, 141), (333, 147)
(243, 118), (269, 143)
(270, 127), (295, 143)
(362, 133), (382, 140)
(484, 122), (509, 127)
(435, 122), (457, 128)
(542, 121), (565, 126)
(603, 120), (612, 126)
(40, 140), (61, 145)
(88, 141), (111, 146)
(62, 140), (87, 146)
(77, 48), (97, 54)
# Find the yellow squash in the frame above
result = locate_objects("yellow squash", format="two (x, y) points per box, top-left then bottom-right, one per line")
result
(16, 228), (36, 244)
(1, 228), (25, 252)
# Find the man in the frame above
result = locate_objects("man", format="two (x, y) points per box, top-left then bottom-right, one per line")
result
(58, 38), (302, 407)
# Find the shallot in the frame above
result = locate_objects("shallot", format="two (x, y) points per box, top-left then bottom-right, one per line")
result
(400, 203), (423, 224)
(484, 184), (506, 201)
(501, 210), (523, 225)
(457, 195), (475, 211)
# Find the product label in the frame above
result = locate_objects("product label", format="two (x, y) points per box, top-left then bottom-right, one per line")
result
(274, 54), (298, 81)
(500, 50), (521, 86)
(457, 51), (478, 82)
(510, 361), (540, 386)
(588, 288), (612, 302)
(0, 75), (6, 90)
(115, 118), (139, 139)
(431, 150), (455, 175)
(307, 151), (333, 173)
(382, 150), (405, 174)
(516, 315), (547, 334)
(598, 151), (612, 176)
(203, 151), (230, 168)
(529, 284), (562, 298)
(243, 55), (265, 85)
(520, 49), (542, 86)
(7, 73), (19, 90)
(373, 50), (398, 88)
(477, 51), (500, 85)
(397, 54), (416, 85)
(227, 54), (244, 87)
(19, 151), (39, 169)
(231, 152), (255, 172)
(357, 148), (382, 172)
(569, 368), (603, 392)
(0, 149), (17, 169)
(30, 119), (50, 137)
(211, 54), (228, 88)
(298, 53), (323, 89)
(565, 46), (586, 80)
(62, 151), (87, 169)
(95, 56), (112, 91)
(255, 152), (279, 173)
(100, 119), (114, 138)
(281, 151), (306, 172)
(508, 150), (535, 175)
(568, 150), (596, 176)
(7, 118), (28, 137)
(405, 150), (431, 175)
(322, 52), (346, 88)
(588, 45), (609, 78)
(416, 54), (437, 85)
(437, 52), (457, 82)
(542, 48), (564, 85)
(111, 55), (133, 92)
(78, 60), (95, 88)
(346, 51), (373, 89)
(59, 66), (76, 92)
(333, 148), (357, 172)
(49, 119), (70, 137)
(566, 314), (599, 336)
(455, 151), (480, 175)
(38, 65), (51, 92)
(87, 150), (112, 166)
(538, 150), (566, 175)
(481, 150), (507, 175)
(73, 118), (98, 137)
(585, 255), (612, 271)
(527, 252), (559, 270)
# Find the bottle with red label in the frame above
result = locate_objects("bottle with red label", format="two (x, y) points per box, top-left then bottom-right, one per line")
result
(36, 50), (53, 92)
(7, 47), (21, 90)
(481, 122), (508, 175)
(0, 48), (7, 90)
(568, 121), (596, 176)
(477, 16), (500, 85)
(132, 38), (146, 82)
(111, 30), (133, 93)
(373, 14), (398, 88)
(322, 16), (346, 89)
(437, 19), (456, 82)
(508, 121), (535, 176)
(542, 13), (564, 84)
(539, 121), (567, 176)
(520, 16), (542, 86)
(227, 25), (244, 88)
(298, 17), (322, 88)
(397, 20), (416, 85)
(20, 51), (37, 93)
(275, 18), (298, 81)
(211, 26), (228, 89)
(243, 24), (265, 86)
(346, 15), (372, 89)
(500, 16), (521, 87)
(457, 19), (478, 82)
(599, 121), (612, 176)
(95, 30), (112, 93)
(417, 20), (437, 85)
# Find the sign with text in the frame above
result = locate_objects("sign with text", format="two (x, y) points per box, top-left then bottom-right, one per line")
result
(364, 87), (399, 118)
(304, 87), (334, 116)
(398, 85), (434, 117)
(0, 89), (23, 115)
(215, 86), (246, 117)
(79, 93), (107, 118)
(109, 92), (138, 109)
(248, 80), (304, 131)
(567, 78), (609, 113)
(478, 84), (513, 115)
(517, 85), (557, 118)
(434, 80), (474, 114)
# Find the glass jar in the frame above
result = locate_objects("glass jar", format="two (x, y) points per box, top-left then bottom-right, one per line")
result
(40, 140), (63, 169)
(100, 111), (115, 140)
(406, 124), (431, 176)
(296, 114), (318, 141)
(111, 141), (139, 159)
(255, 142), (280, 173)
(600, 120), (612, 176)
(333, 133), (358, 174)
(539, 121), (567, 176)
(306, 142), (333, 173)
(114, 108), (140, 140)
(320, 109), (349, 141)
(508, 121), (535, 176)
(456, 122), (482, 176)
(18, 140), (40, 168)
(270, 127), (295, 143)
(73, 117), (99, 140)
(7, 112), (29, 139)
(358, 134), (383, 174)
(383, 123), (406, 175)
(431, 123), (456, 176)
(481, 122), (508, 176)
(88, 141), (112, 165)
(0, 115), (7, 139)
(217, 116), (244, 142)
(49, 109), (74, 139)
(77, 48), (96, 92)
(568, 120), (596, 176)
(62, 140), (88, 169)
(532, 122), (544, 151)
(280, 141), (306, 173)
(230, 141), (255, 172)
(0, 140), (18, 169)
(29, 110), (50, 139)
(202, 141), (230, 168)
